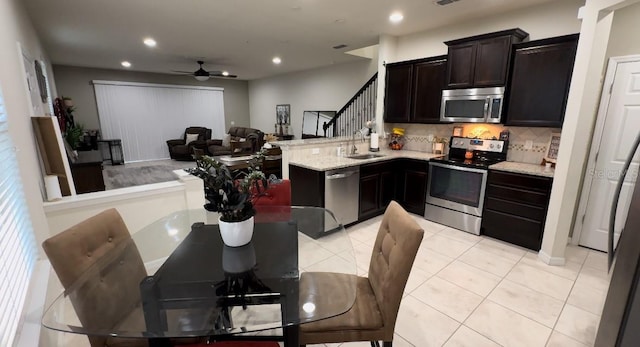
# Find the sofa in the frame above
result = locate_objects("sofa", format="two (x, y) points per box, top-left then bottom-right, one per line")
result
(166, 127), (211, 160)
(207, 126), (265, 156)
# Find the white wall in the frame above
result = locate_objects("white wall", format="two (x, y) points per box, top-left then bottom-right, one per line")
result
(248, 59), (377, 139)
(606, 1), (640, 58)
(0, 1), (59, 345)
(395, 0), (584, 62)
(0, 0), (55, 255)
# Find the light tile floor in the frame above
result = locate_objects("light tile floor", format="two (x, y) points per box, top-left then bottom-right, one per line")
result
(55, 213), (610, 347)
(305, 214), (611, 347)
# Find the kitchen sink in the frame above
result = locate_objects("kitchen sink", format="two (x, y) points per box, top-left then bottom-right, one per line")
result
(347, 154), (385, 160)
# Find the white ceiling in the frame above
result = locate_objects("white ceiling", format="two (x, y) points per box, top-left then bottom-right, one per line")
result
(24, 0), (560, 80)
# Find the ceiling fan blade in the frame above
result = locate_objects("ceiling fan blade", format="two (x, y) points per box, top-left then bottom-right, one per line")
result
(210, 72), (237, 78)
(171, 70), (196, 74)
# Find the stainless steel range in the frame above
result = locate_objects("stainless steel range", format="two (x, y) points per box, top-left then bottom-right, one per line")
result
(425, 136), (507, 235)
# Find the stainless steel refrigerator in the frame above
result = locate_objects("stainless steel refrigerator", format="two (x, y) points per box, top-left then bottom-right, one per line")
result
(595, 133), (640, 346)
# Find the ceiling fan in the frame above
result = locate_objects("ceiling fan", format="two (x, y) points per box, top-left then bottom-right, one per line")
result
(172, 60), (237, 81)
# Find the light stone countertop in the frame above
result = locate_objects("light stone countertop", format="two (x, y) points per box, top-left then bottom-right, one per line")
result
(288, 149), (443, 171)
(489, 161), (554, 178)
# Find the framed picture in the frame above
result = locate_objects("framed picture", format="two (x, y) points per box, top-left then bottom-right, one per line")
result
(452, 126), (463, 137)
(276, 104), (290, 125)
(545, 132), (561, 163)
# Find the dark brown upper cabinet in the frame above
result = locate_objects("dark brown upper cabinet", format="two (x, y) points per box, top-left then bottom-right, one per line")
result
(384, 56), (447, 124)
(504, 34), (579, 128)
(383, 63), (413, 123)
(445, 29), (528, 89)
(412, 58), (447, 123)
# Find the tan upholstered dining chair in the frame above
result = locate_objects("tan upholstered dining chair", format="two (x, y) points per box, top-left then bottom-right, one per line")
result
(43, 209), (204, 347)
(43, 209), (149, 347)
(298, 200), (424, 347)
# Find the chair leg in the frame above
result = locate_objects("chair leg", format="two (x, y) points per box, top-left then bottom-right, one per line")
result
(371, 341), (380, 347)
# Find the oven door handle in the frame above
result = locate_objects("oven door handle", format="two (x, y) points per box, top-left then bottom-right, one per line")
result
(428, 161), (490, 174)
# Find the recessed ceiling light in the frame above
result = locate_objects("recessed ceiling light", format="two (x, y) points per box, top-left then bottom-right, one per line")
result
(389, 12), (404, 23)
(121, 61), (131, 68)
(222, 71), (229, 76)
(272, 57), (282, 64)
(143, 38), (157, 47)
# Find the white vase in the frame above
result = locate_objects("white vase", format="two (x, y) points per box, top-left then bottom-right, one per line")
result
(218, 216), (254, 247)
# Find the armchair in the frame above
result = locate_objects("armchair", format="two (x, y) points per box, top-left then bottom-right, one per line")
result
(167, 127), (212, 160)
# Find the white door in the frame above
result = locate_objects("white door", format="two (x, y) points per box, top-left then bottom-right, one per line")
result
(579, 60), (640, 251)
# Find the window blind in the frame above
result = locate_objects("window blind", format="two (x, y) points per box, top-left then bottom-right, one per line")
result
(94, 81), (225, 162)
(0, 89), (37, 346)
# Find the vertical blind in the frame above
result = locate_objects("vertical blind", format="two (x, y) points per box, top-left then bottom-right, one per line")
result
(93, 81), (225, 162)
(0, 89), (37, 346)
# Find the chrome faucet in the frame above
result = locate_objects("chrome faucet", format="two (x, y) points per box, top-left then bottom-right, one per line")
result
(350, 130), (365, 155)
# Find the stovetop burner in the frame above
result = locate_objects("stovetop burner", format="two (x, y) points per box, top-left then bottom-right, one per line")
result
(430, 136), (508, 169)
(430, 155), (504, 169)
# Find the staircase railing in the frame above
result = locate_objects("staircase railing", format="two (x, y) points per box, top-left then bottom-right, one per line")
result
(323, 73), (378, 137)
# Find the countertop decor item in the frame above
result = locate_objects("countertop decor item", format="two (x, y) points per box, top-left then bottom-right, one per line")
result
(545, 132), (561, 164)
(186, 152), (268, 246)
(432, 136), (449, 154)
(389, 127), (405, 150)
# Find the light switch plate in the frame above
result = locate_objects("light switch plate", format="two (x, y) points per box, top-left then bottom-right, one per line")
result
(525, 140), (533, 150)
(311, 148), (320, 154)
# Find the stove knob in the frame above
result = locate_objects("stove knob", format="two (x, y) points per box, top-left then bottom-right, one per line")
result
(490, 144), (494, 149)
(496, 144), (502, 150)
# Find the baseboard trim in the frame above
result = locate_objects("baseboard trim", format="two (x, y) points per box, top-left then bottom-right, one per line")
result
(538, 250), (566, 266)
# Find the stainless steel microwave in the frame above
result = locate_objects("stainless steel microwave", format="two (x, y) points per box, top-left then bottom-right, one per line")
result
(440, 87), (505, 123)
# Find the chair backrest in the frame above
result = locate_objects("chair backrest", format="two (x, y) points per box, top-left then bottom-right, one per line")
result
(253, 179), (291, 207)
(184, 127), (212, 141)
(367, 201), (424, 338)
(42, 209), (147, 347)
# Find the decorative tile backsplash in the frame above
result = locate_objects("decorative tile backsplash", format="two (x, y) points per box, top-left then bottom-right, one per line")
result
(384, 123), (561, 165)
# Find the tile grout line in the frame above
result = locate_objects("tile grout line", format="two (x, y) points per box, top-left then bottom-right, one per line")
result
(543, 254), (593, 347)
(455, 250), (528, 347)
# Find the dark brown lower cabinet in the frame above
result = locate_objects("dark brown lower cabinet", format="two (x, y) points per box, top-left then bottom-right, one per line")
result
(481, 170), (553, 250)
(290, 164), (324, 207)
(397, 159), (428, 216)
(359, 161), (396, 220)
(71, 151), (105, 194)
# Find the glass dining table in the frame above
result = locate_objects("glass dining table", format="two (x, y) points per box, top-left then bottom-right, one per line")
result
(42, 206), (358, 346)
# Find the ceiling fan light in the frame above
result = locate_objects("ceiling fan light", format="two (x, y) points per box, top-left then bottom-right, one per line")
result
(194, 75), (209, 81)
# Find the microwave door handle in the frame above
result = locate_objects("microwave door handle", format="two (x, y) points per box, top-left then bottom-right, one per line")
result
(484, 97), (490, 117)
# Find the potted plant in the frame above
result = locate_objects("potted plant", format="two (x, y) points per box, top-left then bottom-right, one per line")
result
(65, 123), (84, 150)
(186, 153), (268, 247)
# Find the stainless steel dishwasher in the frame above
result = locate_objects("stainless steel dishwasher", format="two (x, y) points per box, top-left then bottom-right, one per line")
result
(324, 167), (360, 225)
